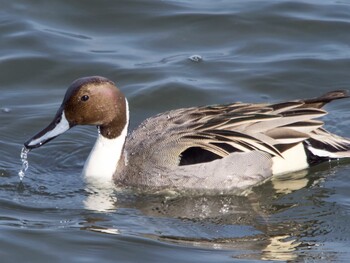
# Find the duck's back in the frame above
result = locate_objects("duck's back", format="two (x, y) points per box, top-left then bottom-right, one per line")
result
(116, 91), (350, 191)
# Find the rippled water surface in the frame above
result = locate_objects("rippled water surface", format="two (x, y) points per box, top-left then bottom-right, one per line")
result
(2, 0), (350, 262)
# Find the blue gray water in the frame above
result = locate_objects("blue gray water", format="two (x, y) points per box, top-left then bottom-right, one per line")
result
(2, 0), (350, 262)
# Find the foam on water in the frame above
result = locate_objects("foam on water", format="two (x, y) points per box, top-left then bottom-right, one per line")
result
(18, 147), (30, 181)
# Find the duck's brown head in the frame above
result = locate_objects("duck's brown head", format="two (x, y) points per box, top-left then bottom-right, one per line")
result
(25, 76), (127, 149)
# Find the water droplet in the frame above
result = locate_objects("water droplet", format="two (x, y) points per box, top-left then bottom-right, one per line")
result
(18, 147), (30, 181)
(188, 55), (202, 63)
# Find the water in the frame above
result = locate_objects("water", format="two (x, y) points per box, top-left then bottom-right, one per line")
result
(18, 147), (29, 180)
(2, 0), (350, 262)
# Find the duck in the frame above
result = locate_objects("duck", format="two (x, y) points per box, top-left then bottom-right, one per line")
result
(24, 76), (350, 192)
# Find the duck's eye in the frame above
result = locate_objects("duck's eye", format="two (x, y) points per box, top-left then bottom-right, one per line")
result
(81, 95), (89, 102)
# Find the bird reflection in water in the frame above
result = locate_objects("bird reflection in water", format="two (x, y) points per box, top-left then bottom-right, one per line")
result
(82, 165), (339, 261)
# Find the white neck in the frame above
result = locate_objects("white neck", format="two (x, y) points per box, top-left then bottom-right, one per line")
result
(82, 99), (129, 182)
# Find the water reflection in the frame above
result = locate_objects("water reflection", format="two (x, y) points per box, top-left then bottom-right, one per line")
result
(82, 167), (336, 261)
(83, 177), (117, 212)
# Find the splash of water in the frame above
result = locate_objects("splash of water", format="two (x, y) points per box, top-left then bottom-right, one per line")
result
(188, 54), (202, 62)
(18, 147), (30, 181)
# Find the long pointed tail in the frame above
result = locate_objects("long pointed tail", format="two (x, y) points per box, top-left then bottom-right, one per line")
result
(302, 90), (349, 109)
(300, 90), (350, 163)
(304, 128), (350, 165)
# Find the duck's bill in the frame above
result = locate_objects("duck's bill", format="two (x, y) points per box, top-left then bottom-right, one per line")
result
(24, 110), (71, 150)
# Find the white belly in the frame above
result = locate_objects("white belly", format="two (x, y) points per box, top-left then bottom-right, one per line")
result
(272, 143), (309, 175)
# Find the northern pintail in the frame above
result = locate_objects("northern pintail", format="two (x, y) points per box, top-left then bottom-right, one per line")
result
(24, 76), (350, 191)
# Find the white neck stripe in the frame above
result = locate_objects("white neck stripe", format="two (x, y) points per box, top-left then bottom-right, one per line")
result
(82, 98), (129, 181)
